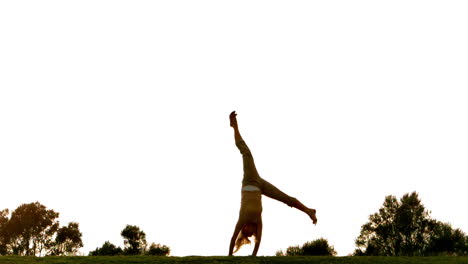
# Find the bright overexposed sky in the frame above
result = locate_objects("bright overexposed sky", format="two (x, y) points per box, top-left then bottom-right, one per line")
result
(1, 0), (467, 257)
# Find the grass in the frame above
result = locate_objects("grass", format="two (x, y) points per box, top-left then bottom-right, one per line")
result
(1, 256), (468, 264)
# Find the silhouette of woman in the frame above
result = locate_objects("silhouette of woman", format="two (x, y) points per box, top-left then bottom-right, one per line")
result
(228, 111), (317, 256)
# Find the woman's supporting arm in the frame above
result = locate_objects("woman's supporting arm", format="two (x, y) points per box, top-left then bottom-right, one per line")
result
(252, 221), (262, 256)
(228, 221), (242, 256)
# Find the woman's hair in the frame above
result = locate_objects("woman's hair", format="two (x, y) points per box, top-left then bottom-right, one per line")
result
(233, 224), (258, 253)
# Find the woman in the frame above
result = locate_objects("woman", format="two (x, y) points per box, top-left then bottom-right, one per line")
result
(228, 111), (317, 256)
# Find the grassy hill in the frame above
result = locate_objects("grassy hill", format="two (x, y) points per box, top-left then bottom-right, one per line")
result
(1, 256), (468, 264)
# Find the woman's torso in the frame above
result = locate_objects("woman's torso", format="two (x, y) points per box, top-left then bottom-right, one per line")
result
(239, 189), (262, 224)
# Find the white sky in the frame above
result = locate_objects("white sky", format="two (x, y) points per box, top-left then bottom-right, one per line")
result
(1, 0), (467, 257)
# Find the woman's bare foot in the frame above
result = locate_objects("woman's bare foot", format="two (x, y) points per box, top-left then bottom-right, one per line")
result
(230, 111), (238, 128)
(308, 209), (317, 225)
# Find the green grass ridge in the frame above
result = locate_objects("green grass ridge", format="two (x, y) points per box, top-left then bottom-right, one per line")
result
(1, 256), (468, 264)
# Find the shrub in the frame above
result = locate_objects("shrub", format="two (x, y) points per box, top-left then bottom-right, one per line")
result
(89, 241), (122, 256)
(276, 238), (336, 256)
(302, 238), (337, 256)
(146, 242), (170, 256)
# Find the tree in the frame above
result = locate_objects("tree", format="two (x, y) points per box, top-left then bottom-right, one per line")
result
(7, 202), (60, 256)
(0, 209), (9, 255)
(89, 241), (123, 256)
(426, 221), (468, 256)
(121, 225), (147, 255)
(276, 238), (337, 256)
(89, 225), (170, 256)
(355, 192), (468, 256)
(50, 222), (83, 256)
(146, 242), (170, 256)
(0, 203), (83, 256)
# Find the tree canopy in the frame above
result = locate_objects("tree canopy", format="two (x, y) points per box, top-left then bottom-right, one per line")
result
(355, 192), (467, 256)
(121, 225), (147, 255)
(0, 202), (82, 256)
(50, 222), (84, 256)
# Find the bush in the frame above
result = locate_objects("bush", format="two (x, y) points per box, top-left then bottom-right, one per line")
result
(89, 241), (123, 256)
(146, 242), (170, 256)
(302, 238), (337, 256)
(283, 245), (302, 256)
(426, 221), (468, 256)
(88, 225), (171, 256)
(276, 238), (336, 256)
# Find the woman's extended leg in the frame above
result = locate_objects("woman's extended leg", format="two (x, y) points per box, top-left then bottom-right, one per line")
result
(230, 111), (262, 187)
(260, 178), (317, 224)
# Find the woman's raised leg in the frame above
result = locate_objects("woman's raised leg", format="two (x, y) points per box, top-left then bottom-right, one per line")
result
(230, 111), (262, 187)
(260, 178), (317, 224)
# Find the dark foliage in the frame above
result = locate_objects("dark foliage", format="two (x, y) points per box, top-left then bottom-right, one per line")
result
(50, 222), (83, 256)
(90, 225), (170, 256)
(426, 221), (468, 256)
(89, 225), (170, 256)
(355, 192), (468, 256)
(0, 209), (9, 255)
(121, 225), (147, 255)
(89, 241), (123, 256)
(0, 202), (82, 256)
(276, 238), (337, 256)
(146, 242), (170, 256)
(4, 202), (59, 256)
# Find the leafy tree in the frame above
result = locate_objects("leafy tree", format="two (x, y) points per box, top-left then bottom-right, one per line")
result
(355, 192), (432, 256)
(276, 238), (336, 256)
(121, 225), (147, 255)
(355, 192), (468, 256)
(89, 241), (123, 256)
(0, 203), (83, 256)
(146, 242), (170, 256)
(0, 209), (9, 255)
(7, 202), (60, 256)
(49, 222), (83, 256)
